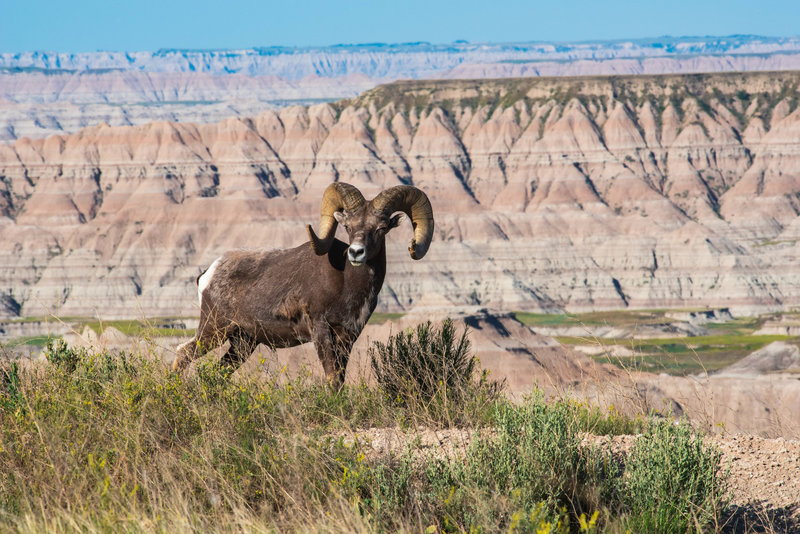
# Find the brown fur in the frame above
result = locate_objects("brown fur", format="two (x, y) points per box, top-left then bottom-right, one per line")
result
(173, 206), (403, 387)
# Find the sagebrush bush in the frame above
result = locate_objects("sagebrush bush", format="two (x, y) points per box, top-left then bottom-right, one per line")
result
(311, 393), (608, 533)
(44, 338), (82, 373)
(369, 319), (503, 426)
(412, 391), (612, 532)
(623, 418), (729, 533)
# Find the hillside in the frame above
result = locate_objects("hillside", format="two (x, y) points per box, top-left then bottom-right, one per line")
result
(2, 71), (800, 319)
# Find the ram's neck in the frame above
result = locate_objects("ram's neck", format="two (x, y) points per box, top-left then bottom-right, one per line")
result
(342, 244), (385, 323)
(346, 245), (385, 291)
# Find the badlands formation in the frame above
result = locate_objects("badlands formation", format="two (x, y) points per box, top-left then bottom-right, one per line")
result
(8, 37), (800, 78)
(2, 71), (800, 320)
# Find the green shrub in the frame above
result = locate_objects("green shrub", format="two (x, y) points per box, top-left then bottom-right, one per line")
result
(369, 319), (503, 426)
(623, 418), (729, 533)
(43, 338), (82, 373)
(370, 319), (474, 398)
(418, 391), (613, 531)
(0, 361), (24, 415)
(330, 393), (607, 533)
(196, 359), (235, 398)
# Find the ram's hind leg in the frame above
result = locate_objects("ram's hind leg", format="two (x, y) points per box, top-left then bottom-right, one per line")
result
(220, 332), (256, 369)
(172, 326), (220, 371)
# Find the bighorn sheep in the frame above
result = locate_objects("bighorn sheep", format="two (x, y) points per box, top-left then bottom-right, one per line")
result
(173, 182), (434, 386)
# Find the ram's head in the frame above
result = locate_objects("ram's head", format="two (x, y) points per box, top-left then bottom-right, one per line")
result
(307, 183), (434, 266)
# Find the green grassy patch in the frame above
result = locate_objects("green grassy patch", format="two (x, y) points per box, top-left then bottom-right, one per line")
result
(367, 312), (405, 325)
(514, 310), (799, 375)
(558, 333), (790, 349)
(4, 316), (55, 324)
(704, 316), (763, 336)
(514, 309), (674, 328)
(3, 316), (196, 340)
(593, 351), (747, 375)
(573, 309), (670, 326)
(5, 335), (60, 347)
(79, 318), (195, 338)
(514, 312), (579, 327)
(753, 238), (799, 248)
(559, 333), (792, 375)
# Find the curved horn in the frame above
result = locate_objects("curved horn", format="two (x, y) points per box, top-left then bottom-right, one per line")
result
(307, 182), (366, 255)
(371, 185), (434, 260)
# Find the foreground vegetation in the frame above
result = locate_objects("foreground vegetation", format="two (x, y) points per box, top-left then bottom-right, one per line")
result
(0, 320), (729, 532)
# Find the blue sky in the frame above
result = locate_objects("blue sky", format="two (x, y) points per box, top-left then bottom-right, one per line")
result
(2, 0), (798, 53)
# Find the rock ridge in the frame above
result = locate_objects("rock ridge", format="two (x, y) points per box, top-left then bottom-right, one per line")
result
(2, 72), (800, 318)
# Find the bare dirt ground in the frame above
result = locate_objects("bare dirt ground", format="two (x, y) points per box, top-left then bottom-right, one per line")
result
(344, 427), (800, 533)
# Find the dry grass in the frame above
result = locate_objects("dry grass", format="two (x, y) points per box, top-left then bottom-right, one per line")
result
(0, 325), (731, 533)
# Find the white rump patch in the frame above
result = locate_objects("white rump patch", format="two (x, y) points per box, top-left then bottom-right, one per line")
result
(197, 257), (222, 306)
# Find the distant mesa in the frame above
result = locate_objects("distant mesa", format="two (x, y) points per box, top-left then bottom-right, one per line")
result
(3, 35), (800, 140)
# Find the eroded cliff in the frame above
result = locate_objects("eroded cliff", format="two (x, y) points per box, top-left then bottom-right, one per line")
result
(2, 72), (800, 318)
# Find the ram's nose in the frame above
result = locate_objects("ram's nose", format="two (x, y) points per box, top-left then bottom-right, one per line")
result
(347, 244), (366, 266)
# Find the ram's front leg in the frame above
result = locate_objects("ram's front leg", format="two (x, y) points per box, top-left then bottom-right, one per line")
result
(173, 338), (200, 371)
(173, 330), (217, 371)
(312, 323), (352, 389)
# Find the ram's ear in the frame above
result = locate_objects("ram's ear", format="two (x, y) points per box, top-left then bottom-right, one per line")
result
(389, 213), (405, 229)
(333, 211), (347, 224)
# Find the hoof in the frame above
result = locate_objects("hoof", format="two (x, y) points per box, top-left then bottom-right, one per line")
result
(172, 340), (194, 371)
